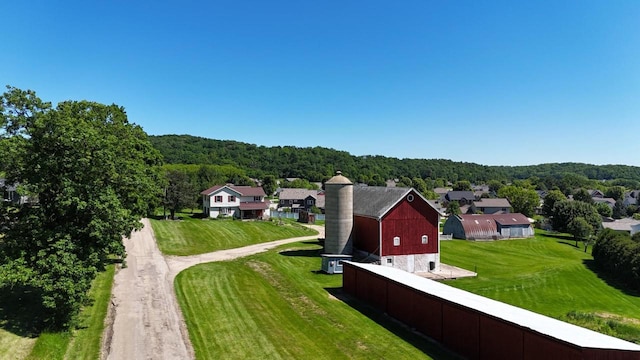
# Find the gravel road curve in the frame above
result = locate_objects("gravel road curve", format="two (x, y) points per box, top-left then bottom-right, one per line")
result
(102, 219), (324, 360)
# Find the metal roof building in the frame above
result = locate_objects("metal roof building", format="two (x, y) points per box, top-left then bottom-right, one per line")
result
(443, 213), (534, 240)
(343, 261), (640, 359)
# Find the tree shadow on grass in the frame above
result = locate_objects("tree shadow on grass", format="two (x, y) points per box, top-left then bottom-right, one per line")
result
(539, 232), (581, 248)
(279, 248), (322, 258)
(583, 259), (640, 297)
(324, 287), (463, 360)
(0, 286), (48, 338)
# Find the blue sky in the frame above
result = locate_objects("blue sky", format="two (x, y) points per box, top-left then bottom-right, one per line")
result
(3, 1), (639, 166)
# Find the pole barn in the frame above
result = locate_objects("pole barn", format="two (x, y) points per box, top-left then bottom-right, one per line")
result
(342, 262), (640, 360)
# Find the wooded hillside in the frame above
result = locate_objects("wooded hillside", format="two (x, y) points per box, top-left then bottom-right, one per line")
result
(150, 134), (640, 186)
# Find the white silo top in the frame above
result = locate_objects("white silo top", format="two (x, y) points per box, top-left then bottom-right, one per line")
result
(326, 171), (352, 185)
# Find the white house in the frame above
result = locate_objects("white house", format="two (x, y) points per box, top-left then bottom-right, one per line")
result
(201, 184), (269, 219)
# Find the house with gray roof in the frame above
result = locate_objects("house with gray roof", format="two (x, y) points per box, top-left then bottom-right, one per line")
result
(444, 191), (476, 206)
(277, 188), (325, 213)
(470, 198), (511, 214)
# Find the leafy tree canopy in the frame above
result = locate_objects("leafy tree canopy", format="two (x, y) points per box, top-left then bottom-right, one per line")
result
(150, 135), (640, 190)
(0, 86), (162, 328)
(497, 185), (539, 217)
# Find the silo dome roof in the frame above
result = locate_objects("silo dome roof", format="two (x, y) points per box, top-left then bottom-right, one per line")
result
(326, 171), (352, 185)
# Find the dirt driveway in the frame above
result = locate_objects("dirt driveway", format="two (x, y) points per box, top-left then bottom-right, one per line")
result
(102, 219), (324, 360)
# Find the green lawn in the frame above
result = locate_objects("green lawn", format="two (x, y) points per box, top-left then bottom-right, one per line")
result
(0, 265), (115, 360)
(175, 241), (460, 360)
(150, 215), (318, 256)
(440, 231), (640, 341)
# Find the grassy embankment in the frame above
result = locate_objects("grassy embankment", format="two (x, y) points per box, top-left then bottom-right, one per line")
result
(0, 264), (115, 360)
(175, 226), (640, 359)
(440, 231), (640, 343)
(150, 214), (317, 256)
(175, 240), (459, 360)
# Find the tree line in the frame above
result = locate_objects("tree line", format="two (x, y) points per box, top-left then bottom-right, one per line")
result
(150, 134), (640, 188)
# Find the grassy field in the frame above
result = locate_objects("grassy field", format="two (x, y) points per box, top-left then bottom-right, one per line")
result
(175, 240), (460, 360)
(0, 265), (115, 360)
(151, 215), (318, 256)
(176, 229), (640, 359)
(440, 231), (640, 341)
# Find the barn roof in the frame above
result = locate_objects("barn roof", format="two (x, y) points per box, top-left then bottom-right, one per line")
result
(346, 262), (640, 352)
(455, 214), (531, 239)
(353, 186), (440, 219)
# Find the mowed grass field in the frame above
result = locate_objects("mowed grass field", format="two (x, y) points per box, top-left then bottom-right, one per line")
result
(151, 215), (318, 255)
(0, 264), (115, 360)
(175, 240), (460, 360)
(440, 232), (640, 340)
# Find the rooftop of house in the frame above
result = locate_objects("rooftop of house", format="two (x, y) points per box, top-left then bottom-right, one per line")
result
(278, 188), (320, 200)
(473, 198), (511, 208)
(200, 184), (266, 197)
(601, 218), (640, 232)
(445, 191), (475, 201)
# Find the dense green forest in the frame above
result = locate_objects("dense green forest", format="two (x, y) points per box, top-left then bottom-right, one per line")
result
(150, 134), (640, 188)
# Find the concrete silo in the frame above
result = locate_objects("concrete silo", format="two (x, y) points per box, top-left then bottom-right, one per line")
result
(323, 171), (354, 255)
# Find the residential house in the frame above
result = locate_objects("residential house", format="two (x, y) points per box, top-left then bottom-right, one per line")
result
(352, 186), (442, 273)
(472, 184), (491, 199)
(593, 197), (616, 209)
(470, 198), (511, 214)
(623, 190), (640, 207)
(602, 218), (640, 235)
(588, 189), (605, 198)
(277, 188), (325, 213)
(201, 184), (269, 219)
(443, 213), (534, 240)
(444, 191), (476, 206)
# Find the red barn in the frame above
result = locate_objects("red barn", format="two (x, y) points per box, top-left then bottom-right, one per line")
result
(352, 186), (441, 273)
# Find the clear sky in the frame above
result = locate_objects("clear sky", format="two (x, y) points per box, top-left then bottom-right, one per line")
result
(3, 1), (639, 166)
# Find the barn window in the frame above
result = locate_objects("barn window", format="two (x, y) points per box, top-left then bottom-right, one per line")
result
(422, 235), (428, 244)
(393, 236), (400, 246)
(407, 194), (414, 202)
(387, 258), (393, 264)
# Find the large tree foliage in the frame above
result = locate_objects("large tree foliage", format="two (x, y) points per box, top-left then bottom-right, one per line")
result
(0, 86), (162, 328)
(163, 169), (195, 219)
(567, 217), (593, 247)
(592, 229), (640, 288)
(573, 188), (594, 204)
(497, 185), (539, 217)
(542, 190), (566, 217)
(550, 200), (601, 234)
